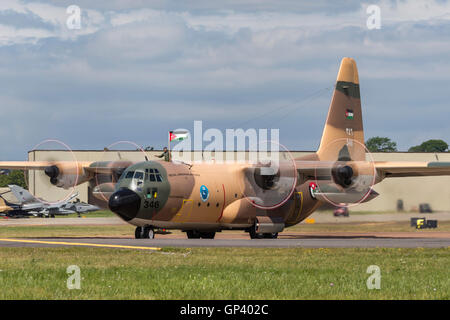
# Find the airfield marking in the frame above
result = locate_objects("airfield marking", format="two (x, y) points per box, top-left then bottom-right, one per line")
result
(0, 238), (161, 251)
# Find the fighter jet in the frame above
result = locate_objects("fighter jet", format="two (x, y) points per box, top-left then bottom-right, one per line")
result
(0, 185), (99, 218)
(0, 57), (449, 237)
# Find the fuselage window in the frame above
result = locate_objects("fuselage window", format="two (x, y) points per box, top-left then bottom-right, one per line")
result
(125, 171), (134, 179)
(145, 168), (164, 182)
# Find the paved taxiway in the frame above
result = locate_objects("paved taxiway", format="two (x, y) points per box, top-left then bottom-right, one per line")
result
(1, 211), (448, 226)
(0, 236), (449, 249)
(1, 212), (449, 249)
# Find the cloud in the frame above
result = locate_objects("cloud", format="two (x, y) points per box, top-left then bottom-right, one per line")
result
(0, 0), (449, 158)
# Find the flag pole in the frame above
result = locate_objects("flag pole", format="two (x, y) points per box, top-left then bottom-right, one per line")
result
(168, 131), (171, 162)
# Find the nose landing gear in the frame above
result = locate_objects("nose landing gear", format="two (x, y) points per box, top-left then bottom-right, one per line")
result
(135, 226), (155, 239)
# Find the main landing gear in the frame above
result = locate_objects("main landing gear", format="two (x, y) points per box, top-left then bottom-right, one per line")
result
(186, 230), (216, 239)
(135, 226), (155, 239)
(248, 224), (278, 239)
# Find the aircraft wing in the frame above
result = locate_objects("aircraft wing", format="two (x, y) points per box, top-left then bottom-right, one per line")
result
(0, 160), (134, 188)
(0, 161), (131, 173)
(0, 161), (68, 170)
(21, 202), (47, 211)
(374, 161), (450, 178)
(83, 161), (133, 174)
(294, 160), (450, 178)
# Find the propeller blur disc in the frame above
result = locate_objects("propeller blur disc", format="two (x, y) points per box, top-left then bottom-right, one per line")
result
(314, 138), (376, 208)
(241, 141), (297, 210)
(26, 139), (79, 205)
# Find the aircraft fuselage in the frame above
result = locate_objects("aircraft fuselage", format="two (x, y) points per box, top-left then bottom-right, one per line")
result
(108, 160), (320, 232)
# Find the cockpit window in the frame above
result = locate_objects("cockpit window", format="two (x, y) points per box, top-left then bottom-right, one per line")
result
(134, 171), (144, 180)
(125, 171), (134, 179)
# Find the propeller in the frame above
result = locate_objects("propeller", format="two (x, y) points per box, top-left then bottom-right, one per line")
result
(241, 141), (297, 210)
(26, 139), (79, 205)
(313, 138), (377, 207)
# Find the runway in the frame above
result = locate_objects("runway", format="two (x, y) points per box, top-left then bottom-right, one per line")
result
(0, 235), (449, 249)
(1, 211), (449, 226)
(1, 213), (449, 249)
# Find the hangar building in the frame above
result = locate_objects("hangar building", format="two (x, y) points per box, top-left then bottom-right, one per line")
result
(26, 150), (450, 212)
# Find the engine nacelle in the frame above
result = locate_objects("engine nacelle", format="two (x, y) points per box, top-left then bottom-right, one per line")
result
(44, 163), (90, 189)
(331, 164), (354, 188)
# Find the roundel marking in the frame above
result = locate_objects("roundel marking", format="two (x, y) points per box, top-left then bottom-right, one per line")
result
(200, 185), (209, 202)
(309, 182), (318, 199)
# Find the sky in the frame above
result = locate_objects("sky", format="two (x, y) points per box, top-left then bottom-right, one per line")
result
(0, 0), (449, 159)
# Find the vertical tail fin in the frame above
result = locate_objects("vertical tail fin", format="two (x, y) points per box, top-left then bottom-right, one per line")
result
(8, 185), (36, 204)
(317, 57), (365, 161)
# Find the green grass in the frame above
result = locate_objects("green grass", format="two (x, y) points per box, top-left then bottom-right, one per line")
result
(0, 225), (135, 238)
(59, 210), (115, 218)
(0, 247), (448, 299)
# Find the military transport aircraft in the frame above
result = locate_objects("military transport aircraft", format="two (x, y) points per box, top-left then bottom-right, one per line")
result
(0, 185), (99, 218)
(0, 57), (449, 238)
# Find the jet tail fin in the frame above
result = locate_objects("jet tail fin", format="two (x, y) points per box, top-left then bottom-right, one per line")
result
(317, 58), (365, 161)
(8, 185), (36, 204)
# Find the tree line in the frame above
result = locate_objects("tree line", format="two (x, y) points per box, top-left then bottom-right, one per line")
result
(365, 137), (449, 153)
(0, 170), (27, 188)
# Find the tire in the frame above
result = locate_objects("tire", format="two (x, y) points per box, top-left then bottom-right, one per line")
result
(135, 227), (143, 239)
(249, 224), (264, 239)
(263, 232), (278, 239)
(199, 232), (216, 239)
(186, 230), (201, 239)
(147, 228), (155, 239)
(142, 227), (149, 239)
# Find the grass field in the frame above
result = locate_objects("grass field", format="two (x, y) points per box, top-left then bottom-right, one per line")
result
(59, 210), (115, 218)
(0, 214), (448, 299)
(0, 247), (448, 299)
(0, 225), (135, 238)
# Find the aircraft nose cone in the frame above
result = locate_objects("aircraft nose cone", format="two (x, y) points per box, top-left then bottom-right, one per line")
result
(108, 188), (141, 221)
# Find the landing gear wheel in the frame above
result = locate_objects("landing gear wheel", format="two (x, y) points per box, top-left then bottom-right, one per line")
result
(199, 232), (216, 239)
(263, 232), (278, 239)
(186, 230), (201, 239)
(135, 226), (143, 239)
(146, 227), (155, 239)
(249, 224), (264, 239)
(140, 226), (155, 239)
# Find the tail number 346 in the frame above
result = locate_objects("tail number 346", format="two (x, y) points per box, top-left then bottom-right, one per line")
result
(143, 200), (160, 209)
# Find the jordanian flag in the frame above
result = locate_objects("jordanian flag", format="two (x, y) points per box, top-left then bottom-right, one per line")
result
(169, 131), (189, 142)
(345, 109), (354, 119)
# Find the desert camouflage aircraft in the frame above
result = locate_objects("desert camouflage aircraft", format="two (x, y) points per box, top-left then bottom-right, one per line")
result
(0, 57), (449, 238)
